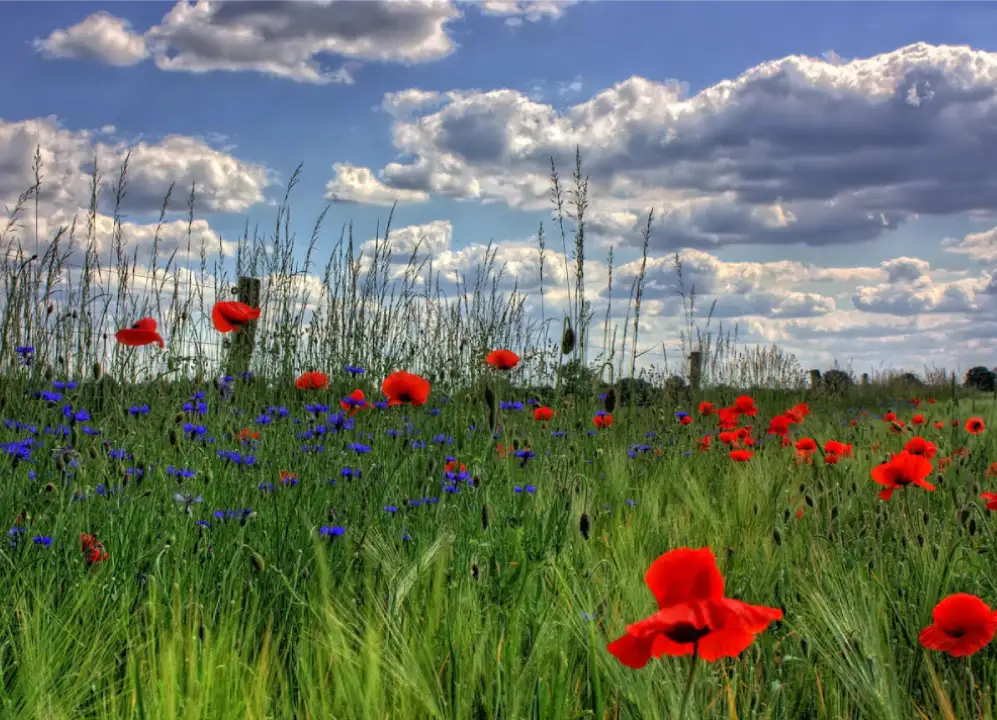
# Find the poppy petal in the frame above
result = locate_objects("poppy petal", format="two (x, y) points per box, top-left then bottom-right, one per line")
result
(115, 328), (165, 348)
(606, 632), (655, 669)
(644, 548), (725, 608)
(697, 627), (757, 661)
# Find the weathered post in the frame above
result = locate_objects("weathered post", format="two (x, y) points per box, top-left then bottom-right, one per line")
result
(861, 373), (869, 387)
(225, 276), (261, 377)
(809, 369), (822, 391)
(689, 351), (702, 392)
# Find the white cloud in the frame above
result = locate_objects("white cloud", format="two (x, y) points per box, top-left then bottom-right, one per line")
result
(361, 220), (453, 262)
(325, 163), (430, 205)
(479, 0), (578, 26)
(943, 225), (997, 262)
(337, 44), (997, 255)
(852, 259), (992, 315)
(0, 117), (273, 217)
(33, 11), (148, 66)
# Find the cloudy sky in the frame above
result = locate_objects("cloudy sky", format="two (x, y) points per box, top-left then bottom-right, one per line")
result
(4, 1), (997, 379)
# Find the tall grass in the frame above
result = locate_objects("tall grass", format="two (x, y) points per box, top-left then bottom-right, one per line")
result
(0, 146), (991, 719)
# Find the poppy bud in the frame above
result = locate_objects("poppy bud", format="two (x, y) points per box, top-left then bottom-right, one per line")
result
(249, 551), (265, 573)
(481, 504), (489, 531)
(773, 528), (782, 546)
(917, 534), (925, 547)
(44, 482), (55, 492)
(959, 507), (971, 526)
(805, 495), (814, 508)
(470, 475), (480, 488)
(471, 564), (479, 582)
(87, 446), (98, 460)
(46, 303), (54, 316)
(604, 387), (616, 413)
(783, 508), (790, 522)
(168, 429), (179, 447)
(753, 503), (759, 515)
(561, 324), (575, 355)
(44, 365), (53, 381)
(922, 511), (929, 525)
(579, 513), (591, 540)
(969, 518), (978, 536)
(831, 506), (839, 520)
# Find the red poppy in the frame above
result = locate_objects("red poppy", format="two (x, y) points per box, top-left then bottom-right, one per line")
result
(934, 421), (945, 430)
(212, 301), (261, 333)
(115, 317), (165, 348)
(340, 389), (367, 415)
(698, 436), (711, 452)
(296, 371), (329, 390)
(381, 371), (431, 407)
(718, 431), (738, 446)
(698, 402), (715, 416)
(883, 412), (897, 423)
(606, 547), (782, 668)
(729, 449), (753, 462)
(593, 413), (613, 429)
(734, 395), (758, 416)
(236, 428), (259, 443)
(919, 594), (997, 657)
(912, 414), (927, 426)
(904, 437), (937, 459)
(871, 451), (935, 501)
(717, 407), (741, 429)
(80, 532), (108, 565)
(794, 437), (817, 455)
(486, 349), (520, 371)
(824, 453), (840, 465)
(966, 417), (986, 434)
(928, 398), (936, 404)
(824, 440), (852, 457)
(911, 398), (921, 408)
(981, 492), (997, 511)
(767, 415), (791, 437)
(533, 406), (554, 422)
(679, 415), (693, 426)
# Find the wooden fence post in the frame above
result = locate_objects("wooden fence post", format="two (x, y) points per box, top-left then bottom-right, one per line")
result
(809, 369), (822, 390)
(861, 373), (869, 387)
(689, 351), (702, 392)
(225, 276), (261, 376)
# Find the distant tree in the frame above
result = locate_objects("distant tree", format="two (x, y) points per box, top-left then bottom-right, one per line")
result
(898, 372), (925, 387)
(821, 369), (854, 394)
(965, 366), (997, 392)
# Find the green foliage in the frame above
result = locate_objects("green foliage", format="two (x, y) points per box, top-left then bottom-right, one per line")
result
(965, 365), (997, 392)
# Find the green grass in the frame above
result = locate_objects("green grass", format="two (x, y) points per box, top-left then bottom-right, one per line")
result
(1, 149), (995, 719)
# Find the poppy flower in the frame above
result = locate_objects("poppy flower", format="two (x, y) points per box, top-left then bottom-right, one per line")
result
(870, 451), (935, 502)
(912, 414), (927, 426)
(794, 437), (817, 455)
(698, 402), (715, 416)
(212, 301), (261, 333)
(340, 389), (367, 415)
(824, 440), (852, 457)
(919, 594), (997, 657)
(381, 371), (431, 407)
(824, 453), (840, 465)
(115, 317), (164, 348)
(80, 532), (108, 565)
(734, 396), (758, 416)
(904, 437), (937, 459)
(966, 417), (986, 434)
(486, 349), (520, 371)
(767, 415), (791, 437)
(593, 412), (613, 429)
(533, 406), (554, 422)
(981, 492), (997, 511)
(606, 547), (782, 668)
(718, 431), (738, 446)
(296, 371), (329, 390)
(729, 449), (753, 462)
(883, 412), (897, 423)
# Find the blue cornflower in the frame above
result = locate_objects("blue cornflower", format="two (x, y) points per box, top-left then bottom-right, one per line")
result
(344, 365), (365, 376)
(320, 525), (345, 537)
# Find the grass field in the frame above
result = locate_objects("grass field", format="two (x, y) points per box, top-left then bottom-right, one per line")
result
(2, 155), (997, 719)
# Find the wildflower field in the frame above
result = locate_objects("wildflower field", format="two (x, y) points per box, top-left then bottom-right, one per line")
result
(2, 158), (997, 720)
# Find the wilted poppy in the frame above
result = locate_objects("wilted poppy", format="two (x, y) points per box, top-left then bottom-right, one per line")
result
(919, 593), (997, 657)
(296, 372), (329, 390)
(871, 450), (935, 501)
(115, 317), (164, 348)
(382, 371), (431, 407)
(212, 301), (261, 333)
(80, 532), (108, 565)
(606, 547), (782, 668)
(486, 349), (520, 371)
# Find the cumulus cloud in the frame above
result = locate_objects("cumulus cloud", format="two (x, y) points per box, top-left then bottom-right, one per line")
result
(943, 225), (997, 262)
(852, 259), (992, 315)
(0, 117), (273, 216)
(325, 164), (430, 205)
(361, 220), (453, 262)
(337, 43), (997, 253)
(33, 11), (148, 66)
(37, 1), (567, 83)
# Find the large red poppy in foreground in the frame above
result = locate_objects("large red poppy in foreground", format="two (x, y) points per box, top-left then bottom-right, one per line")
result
(115, 317), (164, 349)
(212, 301), (261, 333)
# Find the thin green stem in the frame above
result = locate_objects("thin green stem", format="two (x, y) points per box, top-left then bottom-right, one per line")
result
(677, 649), (699, 720)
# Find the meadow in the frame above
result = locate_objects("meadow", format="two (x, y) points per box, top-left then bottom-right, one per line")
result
(0, 153), (995, 720)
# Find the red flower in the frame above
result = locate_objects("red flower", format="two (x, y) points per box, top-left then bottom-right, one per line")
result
(767, 415), (791, 437)
(981, 492), (997, 511)
(296, 371), (329, 390)
(870, 451), (935, 502)
(381, 371), (431, 407)
(115, 317), (165, 348)
(729, 449), (753, 462)
(883, 412), (897, 423)
(919, 594), (997, 658)
(698, 402), (715, 416)
(606, 547), (782, 668)
(340, 389), (367, 415)
(928, 398), (936, 404)
(934, 421), (945, 430)
(904, 436), (937, 459)
(794, 437), (817, 455)
(236, 428), (259, 443)
(679, 415), (693, 426)
(734, 395), (758, 416)
(697, 435), (711, 452)
(718, 431), (738, 446)
(824, 453), (840, 465)
(717, 407), (741, 429)
(966, 417), (986, 434)
(80, 533), (108, 565)
(533, 406), (554, 422)
(912, 414), (927, 426)
(823, 440), (852, 457)
(485, 349), (520, 371)
(212, 301), (261, 333)
(593, 413), (613, 429)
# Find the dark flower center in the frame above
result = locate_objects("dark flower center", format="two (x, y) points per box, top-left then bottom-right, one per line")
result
(665, 623), (711, 645)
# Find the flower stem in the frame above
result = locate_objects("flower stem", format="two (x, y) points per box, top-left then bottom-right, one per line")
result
(677, 649), (699, 720)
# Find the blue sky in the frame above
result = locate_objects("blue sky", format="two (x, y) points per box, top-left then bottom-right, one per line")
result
(3, 1), (997, 381)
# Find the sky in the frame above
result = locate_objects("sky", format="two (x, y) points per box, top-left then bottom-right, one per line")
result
(3, 0), (997, 382)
